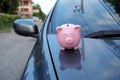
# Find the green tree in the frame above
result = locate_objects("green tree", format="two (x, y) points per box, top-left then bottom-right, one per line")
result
(0, 0), (19, 14)
(33, 4), (40, 9)
(33, 4), (46, 21)
(105, 0), (120, 16)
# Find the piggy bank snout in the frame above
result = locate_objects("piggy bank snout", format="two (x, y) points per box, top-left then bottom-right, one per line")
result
(65, 37), (73, 44)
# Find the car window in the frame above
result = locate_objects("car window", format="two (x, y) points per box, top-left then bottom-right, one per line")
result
(48, 0), (120, 36)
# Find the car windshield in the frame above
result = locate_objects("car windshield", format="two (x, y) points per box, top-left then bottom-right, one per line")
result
(47, 0), (120, 37)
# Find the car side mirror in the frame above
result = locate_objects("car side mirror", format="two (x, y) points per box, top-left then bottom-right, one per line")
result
(13, 19), (39, 38)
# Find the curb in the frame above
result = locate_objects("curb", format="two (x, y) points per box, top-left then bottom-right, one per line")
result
(0, 29), (13, 33)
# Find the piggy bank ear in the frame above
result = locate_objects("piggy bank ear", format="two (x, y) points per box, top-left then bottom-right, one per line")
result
(74, 25), (81, 31)
(56, 27), (63, 33)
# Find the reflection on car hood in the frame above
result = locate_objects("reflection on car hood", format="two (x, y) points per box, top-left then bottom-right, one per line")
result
(47, 34), (120, 80)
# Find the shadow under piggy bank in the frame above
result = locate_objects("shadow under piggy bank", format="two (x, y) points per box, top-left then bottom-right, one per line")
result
(59, 49), (81, 71)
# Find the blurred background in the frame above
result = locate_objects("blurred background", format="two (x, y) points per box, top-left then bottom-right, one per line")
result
(0, 0), (56, 31)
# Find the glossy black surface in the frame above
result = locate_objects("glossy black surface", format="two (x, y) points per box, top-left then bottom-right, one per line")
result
(47, 34), (120, 80)
(59, 49), (81, 70)
(14, 19), (38, 37)
(21, 0), (120, 80)
(21, 9), (57, 80)
(21, 40), (55, 80)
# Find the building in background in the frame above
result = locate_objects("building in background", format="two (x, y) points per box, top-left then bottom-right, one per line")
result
(33, 8), (39, 13)
(17, 0), (33, 17)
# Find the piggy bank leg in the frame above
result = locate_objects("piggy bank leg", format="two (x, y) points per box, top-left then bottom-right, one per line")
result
(61, 47), (65, 51)
(74, 47), (78, 50)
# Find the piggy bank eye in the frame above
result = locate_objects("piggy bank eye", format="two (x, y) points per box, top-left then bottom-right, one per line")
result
(65, 33), (67, 35)
(71, 33), (73, 35)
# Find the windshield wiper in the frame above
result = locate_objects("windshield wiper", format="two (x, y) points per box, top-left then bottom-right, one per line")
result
(84, 30), (120, 38)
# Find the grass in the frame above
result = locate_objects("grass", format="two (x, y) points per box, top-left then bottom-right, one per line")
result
(0, 24), (13, 31)
(0, 13), (20, 31)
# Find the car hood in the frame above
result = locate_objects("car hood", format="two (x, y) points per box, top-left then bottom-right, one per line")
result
(47, 34), (120, 80)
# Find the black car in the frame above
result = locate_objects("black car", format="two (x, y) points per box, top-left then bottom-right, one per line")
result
(14, 0), (120, 80)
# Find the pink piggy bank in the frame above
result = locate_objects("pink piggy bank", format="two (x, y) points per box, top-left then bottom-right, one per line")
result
(56, 24), (81, 50)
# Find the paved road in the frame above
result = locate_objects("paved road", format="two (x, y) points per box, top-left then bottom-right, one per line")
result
(0, 21), (43, 80)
